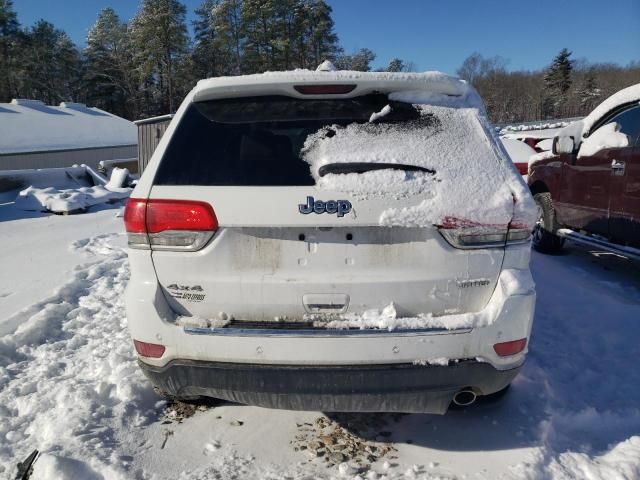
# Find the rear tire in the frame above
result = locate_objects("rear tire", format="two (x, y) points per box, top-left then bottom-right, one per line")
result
(532, 192), (564, 253)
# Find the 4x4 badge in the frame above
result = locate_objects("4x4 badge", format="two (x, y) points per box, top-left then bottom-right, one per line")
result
(299, 196), (352, 217)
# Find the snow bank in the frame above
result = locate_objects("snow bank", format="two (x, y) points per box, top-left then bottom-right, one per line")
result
(0, 234), (157, 479)
(499, 121), (575, 134)
(15, 167), (131, 213)
(318, 268), (534, 331)
(16, 185), (130, 213)
(0, 166), (90, 192)
(547, 436), (640, 479)
(302, 103), (535, 229)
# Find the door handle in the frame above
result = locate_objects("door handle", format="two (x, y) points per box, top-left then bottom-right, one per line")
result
(611, 159), (626, 176)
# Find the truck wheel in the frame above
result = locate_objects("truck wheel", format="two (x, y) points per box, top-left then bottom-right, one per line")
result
(532, 192), (564, 253)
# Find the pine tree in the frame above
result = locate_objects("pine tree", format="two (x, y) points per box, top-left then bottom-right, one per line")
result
(305, 0), (340, 67)
(192, 0), (223, 78)
(84, 8), (138, 117)
(335, 48), (375, 71)
(0, 0), (20, 101)
(212, 0), (244, 74)
(131, 0), (189, 114)
(242, 0), (279, 72)
(577, 70), (601, 112)
(542, 48), (573, 117)
(19, 20), (82, 104)
(386, 58), (404, 72)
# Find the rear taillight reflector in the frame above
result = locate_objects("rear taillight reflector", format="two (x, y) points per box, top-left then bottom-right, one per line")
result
(493, 338), (527, 357)
(123, 199), (217, 251)
(294, 84), (356, 95)
(133, 340), (166, 358)
(124, 198), (147, 233)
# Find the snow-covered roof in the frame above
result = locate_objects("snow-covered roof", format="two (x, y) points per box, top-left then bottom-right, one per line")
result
(193, 69), (479, 107)
(581, 83), (640, 136)
(0, 99), (137, 155)
(500, 137), (537, 164)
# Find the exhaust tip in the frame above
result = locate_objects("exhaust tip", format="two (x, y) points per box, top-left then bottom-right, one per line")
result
(453, 389), (477, 407)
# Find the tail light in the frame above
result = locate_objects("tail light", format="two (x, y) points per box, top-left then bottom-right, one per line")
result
(438, 217), (531, 249)
(493, 338), (527, 357)
(514, 162), (529, 175)
(133, 340), (166, 358)
(124, 198), (218, 251)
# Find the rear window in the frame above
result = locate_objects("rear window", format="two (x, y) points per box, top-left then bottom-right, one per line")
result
(153, 95), (425, 186)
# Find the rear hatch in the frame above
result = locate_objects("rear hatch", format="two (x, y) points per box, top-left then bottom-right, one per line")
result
(140, 90), (521, 326)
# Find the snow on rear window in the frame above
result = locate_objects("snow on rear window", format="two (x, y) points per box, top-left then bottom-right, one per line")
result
(302, 102), (534, 228)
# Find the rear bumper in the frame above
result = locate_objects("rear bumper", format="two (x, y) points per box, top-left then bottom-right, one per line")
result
(139, 358), (521, 414)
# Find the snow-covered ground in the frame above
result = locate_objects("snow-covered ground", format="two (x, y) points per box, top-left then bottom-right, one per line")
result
(1, 200), (639, 479)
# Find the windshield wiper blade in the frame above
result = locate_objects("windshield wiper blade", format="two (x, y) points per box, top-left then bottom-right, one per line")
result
(318, 162), (435, 177)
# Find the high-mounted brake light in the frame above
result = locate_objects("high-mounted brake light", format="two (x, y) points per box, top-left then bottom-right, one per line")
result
(123, 198), (217, 251)
(133, 340), (166, 358)
(294, 84), (357, 95)
(493, 338), (527, 357)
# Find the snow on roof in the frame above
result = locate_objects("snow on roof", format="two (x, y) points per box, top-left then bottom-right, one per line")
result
(193, 69), (478, 106)
(500, 137), (537, 164)
(0, 99), (137, 155)
(581, 83), (640, 136)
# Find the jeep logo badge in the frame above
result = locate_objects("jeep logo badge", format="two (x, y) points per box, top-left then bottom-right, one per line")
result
(299, 196), (352, 217)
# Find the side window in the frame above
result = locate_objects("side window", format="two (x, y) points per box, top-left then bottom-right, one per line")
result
(603, 105), (640, 146)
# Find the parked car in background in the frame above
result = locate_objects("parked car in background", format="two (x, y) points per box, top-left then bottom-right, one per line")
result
(500, 137), (537, 176)
(124, 66), (536, 414)
(528, 84), (640, 258)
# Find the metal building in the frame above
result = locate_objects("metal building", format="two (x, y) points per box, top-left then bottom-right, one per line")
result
(135, 114), (173, 173)
(0, 99), (137, 171)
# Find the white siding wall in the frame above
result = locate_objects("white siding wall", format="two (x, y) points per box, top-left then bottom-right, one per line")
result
(0, 145), (137, 171)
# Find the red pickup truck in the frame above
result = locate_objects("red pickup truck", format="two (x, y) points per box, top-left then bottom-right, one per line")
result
(528, 84), (640, 258)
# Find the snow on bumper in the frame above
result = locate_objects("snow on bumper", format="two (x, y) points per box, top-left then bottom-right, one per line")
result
(125, 251), (536, 371)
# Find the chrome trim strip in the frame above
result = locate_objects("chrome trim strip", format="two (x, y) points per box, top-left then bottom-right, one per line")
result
(183, 326), (472, 338)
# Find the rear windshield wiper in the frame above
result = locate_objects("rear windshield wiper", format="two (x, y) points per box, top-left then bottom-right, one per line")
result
(318, 162), (436, 177)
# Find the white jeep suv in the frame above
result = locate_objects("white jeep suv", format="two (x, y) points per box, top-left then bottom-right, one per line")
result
(124, 67), (536, 414)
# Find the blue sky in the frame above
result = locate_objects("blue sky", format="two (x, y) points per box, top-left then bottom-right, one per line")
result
(13, 0), (640, 75)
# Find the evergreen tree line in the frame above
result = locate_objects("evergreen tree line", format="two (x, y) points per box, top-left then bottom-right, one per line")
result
(0, 0), (410, 120)
(457, 48), (640, 124)
(2, 0), (639, 123)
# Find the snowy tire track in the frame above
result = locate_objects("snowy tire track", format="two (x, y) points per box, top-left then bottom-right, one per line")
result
(0, 234), (157, 479)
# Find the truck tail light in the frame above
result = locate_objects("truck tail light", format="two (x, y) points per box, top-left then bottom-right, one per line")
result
(493, 338), (527, 357)
(124, 198), (217, 251)
(133, 340), (166, 358)
(514, 162), (528, 175)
